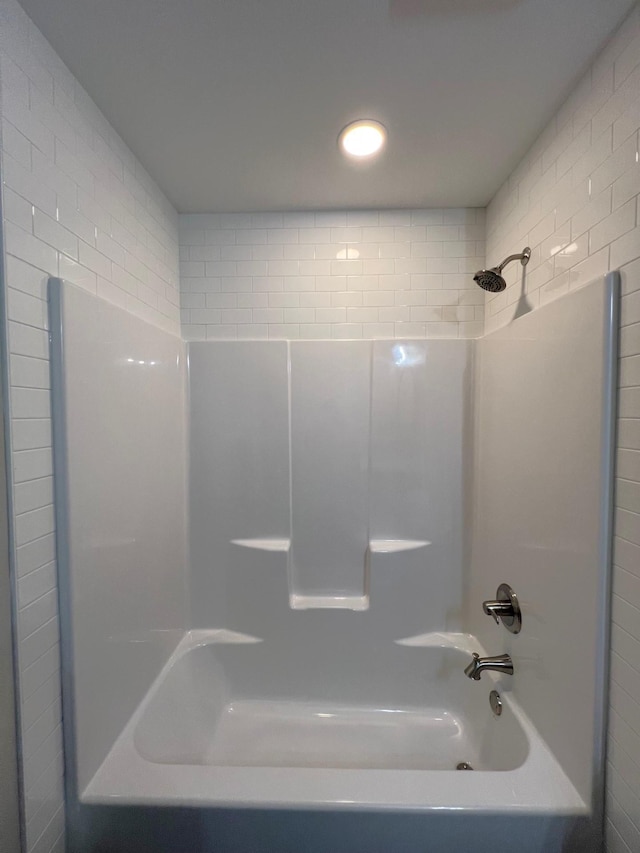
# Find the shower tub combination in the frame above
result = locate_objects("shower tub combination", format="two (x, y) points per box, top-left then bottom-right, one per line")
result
(49, 274), (618, 853)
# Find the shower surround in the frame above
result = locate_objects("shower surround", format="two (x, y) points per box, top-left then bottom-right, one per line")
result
(49, 272), (616, 853)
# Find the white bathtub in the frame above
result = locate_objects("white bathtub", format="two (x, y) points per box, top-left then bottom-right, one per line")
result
(84, 629), (585, 817)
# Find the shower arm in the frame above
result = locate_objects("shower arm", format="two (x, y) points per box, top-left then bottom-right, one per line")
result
(496, 248), (531, 273)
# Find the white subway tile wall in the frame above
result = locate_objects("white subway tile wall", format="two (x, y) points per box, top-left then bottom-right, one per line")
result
(485, 5), (640, 851)
(0, 1), (181, 851)
(179, 209), (485, 340)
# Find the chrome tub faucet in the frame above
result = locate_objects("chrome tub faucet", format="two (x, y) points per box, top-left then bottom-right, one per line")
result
(464, 652), (514, 681)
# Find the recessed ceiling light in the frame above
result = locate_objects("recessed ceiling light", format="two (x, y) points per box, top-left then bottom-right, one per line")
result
(339, 120), (387, 159)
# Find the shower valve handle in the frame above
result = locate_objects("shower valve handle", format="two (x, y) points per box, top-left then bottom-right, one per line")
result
(482, 600), (514, 623)
(481, 583), (522, 634)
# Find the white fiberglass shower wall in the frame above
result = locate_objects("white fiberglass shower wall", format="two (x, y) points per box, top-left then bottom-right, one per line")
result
(49, 273), (617, 853)
(189, 339), (469, 620)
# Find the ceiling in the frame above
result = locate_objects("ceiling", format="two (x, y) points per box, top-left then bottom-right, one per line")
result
(17, 0), (636, 213)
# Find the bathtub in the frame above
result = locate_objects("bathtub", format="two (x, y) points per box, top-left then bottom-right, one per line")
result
(83, 629), (585, 819)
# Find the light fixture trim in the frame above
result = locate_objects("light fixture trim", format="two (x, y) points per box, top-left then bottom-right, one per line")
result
(339, 119), (387, 159)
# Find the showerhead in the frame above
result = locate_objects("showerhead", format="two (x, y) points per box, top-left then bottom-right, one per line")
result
(474, 247), (531, 292)
(473, 268), (506, 293)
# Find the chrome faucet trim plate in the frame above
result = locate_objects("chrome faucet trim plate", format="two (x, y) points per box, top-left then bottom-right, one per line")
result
(482, 583), (522, 634)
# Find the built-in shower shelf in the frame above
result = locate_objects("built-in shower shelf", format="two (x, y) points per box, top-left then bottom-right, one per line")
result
(368, 539), (430, 553)
(231, 538), (428, 611)
(289, 594), (369, 611)
(231, 538), (291, 552)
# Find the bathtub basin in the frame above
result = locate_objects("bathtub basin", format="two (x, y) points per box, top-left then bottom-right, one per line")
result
(83, 629), (585, 815)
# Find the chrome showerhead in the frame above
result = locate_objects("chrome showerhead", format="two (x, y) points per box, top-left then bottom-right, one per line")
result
(473, 268), (506, 292)
(474, 247), (531, 292)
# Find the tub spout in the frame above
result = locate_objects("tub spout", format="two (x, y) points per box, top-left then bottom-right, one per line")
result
(464, 652), (513, 681)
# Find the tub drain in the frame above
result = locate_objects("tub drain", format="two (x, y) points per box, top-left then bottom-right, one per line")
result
(456, 762), (474, 770)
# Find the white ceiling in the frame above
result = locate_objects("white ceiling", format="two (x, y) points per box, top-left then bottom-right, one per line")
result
(17, 0), (636, 213)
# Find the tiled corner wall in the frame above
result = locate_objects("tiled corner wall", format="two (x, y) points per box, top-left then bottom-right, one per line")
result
(0, 1), (181, 851)
(179, 209), (485, 340)
(485, 4), (640, 851)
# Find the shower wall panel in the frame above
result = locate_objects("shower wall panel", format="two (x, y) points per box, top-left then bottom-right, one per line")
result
(290, 342), (371, 601)
(370, 340), (471, 629)
(189, 342), (290, 631)
(49, 280), (188, 795)
(467, 275), (618, 808)
(188, 339), (471, 630)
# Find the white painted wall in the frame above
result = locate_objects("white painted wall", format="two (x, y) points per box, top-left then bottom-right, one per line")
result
(0, 0), (181, 850)
(484, 5), (640, 850)
(179, 210), (485, 341)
